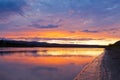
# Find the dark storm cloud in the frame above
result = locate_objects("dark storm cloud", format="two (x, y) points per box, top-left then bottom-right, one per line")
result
(30, 24), (59, 28)
(0, 0), (26, 19)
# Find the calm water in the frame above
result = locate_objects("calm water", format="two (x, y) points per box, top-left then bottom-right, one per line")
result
(0, 48), (104, 80)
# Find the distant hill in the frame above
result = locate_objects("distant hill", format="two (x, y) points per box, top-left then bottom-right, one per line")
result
(114, 41), (120, 46)
(0, 39), (49, 47)
(0, 39), (106, 48)
(106, 40), (120, 49)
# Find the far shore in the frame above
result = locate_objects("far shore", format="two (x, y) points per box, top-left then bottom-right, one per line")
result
(0, 39), (106, 48)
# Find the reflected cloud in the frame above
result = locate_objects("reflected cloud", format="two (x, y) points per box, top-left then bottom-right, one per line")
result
(0, 48), (104, 57)
(0, 50), (38, 56)
(31, 66), (58, 72)
(0, 50), (92, 57)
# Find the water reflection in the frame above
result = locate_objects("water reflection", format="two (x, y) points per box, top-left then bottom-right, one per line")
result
(0, 48), (104, 80)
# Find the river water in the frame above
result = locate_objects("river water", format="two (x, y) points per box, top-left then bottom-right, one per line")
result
(0, 48), (104, 80)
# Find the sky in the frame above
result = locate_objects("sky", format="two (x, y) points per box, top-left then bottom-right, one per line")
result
(0, 0), (120, 45)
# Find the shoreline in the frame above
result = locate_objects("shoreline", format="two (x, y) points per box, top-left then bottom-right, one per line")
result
(73, 49), (120, 80)
(73, 52), (104, 80)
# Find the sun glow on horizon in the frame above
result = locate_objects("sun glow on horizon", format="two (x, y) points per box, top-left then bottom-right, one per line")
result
(38, 39), (118, 45)
(1, 30), (120, 45)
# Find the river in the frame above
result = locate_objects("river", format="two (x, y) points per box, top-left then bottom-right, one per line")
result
(0, 48), (104, 80)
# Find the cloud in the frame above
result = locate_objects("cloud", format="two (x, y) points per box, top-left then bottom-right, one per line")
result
(0, 0), (120, 38)
(102, 28), (120, 32)
(81, 28), (120, 34)
(35, 0), (120, 28)
(37, 0), (120, 15)
(11, 37), (104, 41)
(30, 24), (59, 28)
(81, 30), (99, 33)
(0, 0), (26, 19)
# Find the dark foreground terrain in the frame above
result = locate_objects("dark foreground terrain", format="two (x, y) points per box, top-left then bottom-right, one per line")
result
(100, 49), (120, 80)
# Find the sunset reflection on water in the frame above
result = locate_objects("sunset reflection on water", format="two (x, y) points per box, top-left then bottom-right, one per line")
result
(0, 48), (104, 80)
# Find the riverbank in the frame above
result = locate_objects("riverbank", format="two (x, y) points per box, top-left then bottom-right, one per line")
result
(100, 49), (120, 80)
(74, 49), (120, 80)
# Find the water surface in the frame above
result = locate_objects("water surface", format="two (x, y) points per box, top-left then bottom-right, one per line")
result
(0, 48), (104, 80)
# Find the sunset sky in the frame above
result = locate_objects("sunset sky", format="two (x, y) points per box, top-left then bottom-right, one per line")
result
(0, 0), (120, 45)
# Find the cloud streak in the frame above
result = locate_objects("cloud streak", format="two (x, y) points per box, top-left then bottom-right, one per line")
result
(81, 30), (99, 33)
(30, 24), (59, 29)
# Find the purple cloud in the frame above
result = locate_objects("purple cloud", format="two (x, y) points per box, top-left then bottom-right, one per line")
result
(81, 30), (99, 33)
(30, 24), (59, 29)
